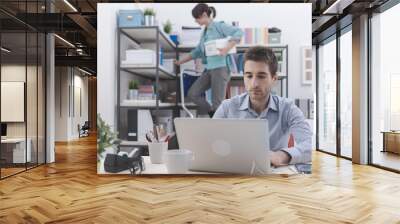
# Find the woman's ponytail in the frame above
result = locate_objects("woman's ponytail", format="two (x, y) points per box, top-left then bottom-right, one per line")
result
(208, 6), (216, 18)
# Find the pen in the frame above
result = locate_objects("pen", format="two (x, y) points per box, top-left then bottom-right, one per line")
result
(149, 131), (156, 142)
(153, 125), (159, 142)
(156, 125), (162, 141)
(145, 133), (152, 142)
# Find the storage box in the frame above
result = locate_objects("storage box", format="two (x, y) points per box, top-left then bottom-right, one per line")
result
(204, 37), (236, 57)
(268, 32), (281, 44)
(180, 26), (202, 46)
(163, 59), (175, 73)
(118, 10), (144, 28)
(123, 49), (156, 66)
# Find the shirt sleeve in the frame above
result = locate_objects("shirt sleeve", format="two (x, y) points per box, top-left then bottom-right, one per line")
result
(213, 100), (229, 118)
(190, 43), (202, 60)
(280, 102), (313, 164)
(218, 22), (243, 43)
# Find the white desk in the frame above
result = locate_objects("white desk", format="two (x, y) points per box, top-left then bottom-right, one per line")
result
(1, 138), (31, 163)
(99, 156), (298, 175)
(141, 157), (298, 175)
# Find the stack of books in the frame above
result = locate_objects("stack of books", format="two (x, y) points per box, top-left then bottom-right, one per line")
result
(241, 27), (269, 45)
(228, 53), (244, 75)
(228, 85), (246, 98)
(138, 85), (154, 100)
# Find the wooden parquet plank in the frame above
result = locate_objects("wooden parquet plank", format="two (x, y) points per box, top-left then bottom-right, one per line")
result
(1, 134), (400, 223)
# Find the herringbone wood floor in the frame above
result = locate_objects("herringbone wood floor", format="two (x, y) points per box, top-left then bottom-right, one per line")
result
(1, 134), (400, 224)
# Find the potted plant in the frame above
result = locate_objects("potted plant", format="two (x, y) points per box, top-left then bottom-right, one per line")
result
(129, 80), (139, 100)
(163, 20), (172, 34)
(97, 114), (121, 172)
(163, 20), (179, 45)
(144, 8), (156, 26)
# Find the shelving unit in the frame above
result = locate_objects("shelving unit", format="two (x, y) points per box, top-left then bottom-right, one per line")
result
(117, 26), (181, 146)
(120, 26), (176, 52)
(120, 65), (176, 80)
(178, 44), (289, 97)
(117, 25), (289, 146)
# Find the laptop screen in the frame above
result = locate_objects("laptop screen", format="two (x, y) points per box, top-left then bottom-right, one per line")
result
(1, 123), (7, 137)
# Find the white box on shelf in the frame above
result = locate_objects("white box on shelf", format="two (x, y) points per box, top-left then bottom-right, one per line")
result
(163, 59), (175, 73)
(180, 26), (202, 46)
(123, 49), (156, 65)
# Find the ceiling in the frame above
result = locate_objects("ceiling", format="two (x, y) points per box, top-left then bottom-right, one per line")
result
(0, 0), (393, 74)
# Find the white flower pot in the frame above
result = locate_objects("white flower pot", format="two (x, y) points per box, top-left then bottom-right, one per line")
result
(145, 15), (155, 26)
(129, 89), (138, 100)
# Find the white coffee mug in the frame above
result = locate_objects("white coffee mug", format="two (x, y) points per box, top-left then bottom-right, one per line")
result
(148, 142), (168, 164)
(164, 149), (193, 174)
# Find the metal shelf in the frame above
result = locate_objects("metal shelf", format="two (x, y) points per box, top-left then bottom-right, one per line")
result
(178, 44), (288, 52)
(230, 74), (287, 80)
(117, 25), (183, 148)
(120, 65), (176, 80)
(120, 140), (148, 146)
(120, 26), (176, 52)
(120, 100), (176, 109)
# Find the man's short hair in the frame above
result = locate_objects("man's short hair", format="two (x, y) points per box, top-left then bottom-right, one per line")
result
(243, 46), (278, 76)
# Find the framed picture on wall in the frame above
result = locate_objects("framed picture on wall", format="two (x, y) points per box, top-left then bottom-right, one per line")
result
(302, 46), (313, 85)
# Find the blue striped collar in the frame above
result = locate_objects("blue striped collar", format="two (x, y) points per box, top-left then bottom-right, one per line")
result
(239, 93), (278, 112)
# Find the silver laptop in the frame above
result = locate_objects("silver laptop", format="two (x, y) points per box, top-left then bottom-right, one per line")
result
(174, 118), (271, 175)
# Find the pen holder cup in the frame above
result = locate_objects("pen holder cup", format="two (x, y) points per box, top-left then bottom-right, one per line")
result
(148, 142), (168, 164)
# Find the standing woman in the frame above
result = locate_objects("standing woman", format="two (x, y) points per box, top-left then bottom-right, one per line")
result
(175, 3), (243, 117)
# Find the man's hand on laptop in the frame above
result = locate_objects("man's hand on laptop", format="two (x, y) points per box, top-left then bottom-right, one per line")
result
(270, 150), (291, 167)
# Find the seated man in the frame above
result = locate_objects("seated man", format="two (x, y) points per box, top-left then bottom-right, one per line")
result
(213, 46), (312, 166)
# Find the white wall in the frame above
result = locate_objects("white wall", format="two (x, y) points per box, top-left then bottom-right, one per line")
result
(73, 73), (89, 138)
(98, 3), (312, 128)
(379, 4), (400, 131)
(371, 4), (400, 151)
(55, 67), (89, 141)
(46, 33), (55, 163)
(55, 67), (68, 141)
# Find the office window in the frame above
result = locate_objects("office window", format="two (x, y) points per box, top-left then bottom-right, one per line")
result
(340, 29), (352, 158)
(0, 1), (47, 179)
(371, 3), (400, 171)
(1, 30), (28, 178)
(318, 37), (337, 154)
